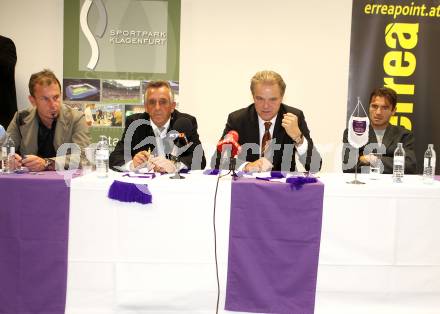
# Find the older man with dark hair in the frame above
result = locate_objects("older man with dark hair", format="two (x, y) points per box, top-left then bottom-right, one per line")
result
(110, 80), (206, 173)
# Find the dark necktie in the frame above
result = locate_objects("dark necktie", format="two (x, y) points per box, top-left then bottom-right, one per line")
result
(261, 121), (272, 157)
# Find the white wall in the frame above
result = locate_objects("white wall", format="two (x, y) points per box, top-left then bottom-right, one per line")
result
(0, 0), (64, 109)
(0, 0), (352, 172)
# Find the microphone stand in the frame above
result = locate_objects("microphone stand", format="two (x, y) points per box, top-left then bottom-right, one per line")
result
(167, 133), (189, 180)
(347, 148), (365, 184)
(228, 156), (238, 180)
(170, 154), (185, 179)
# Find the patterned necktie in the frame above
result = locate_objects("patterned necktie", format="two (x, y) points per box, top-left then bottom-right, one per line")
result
(261, 121), (272, 157)
(155, 127), (166, 156)
(156, 126), (165, 136)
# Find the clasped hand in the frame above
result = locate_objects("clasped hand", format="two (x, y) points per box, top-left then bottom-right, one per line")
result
(132, 150), (176, 173)
(359, 153), (379, 166)
(14, 154), (46, 172)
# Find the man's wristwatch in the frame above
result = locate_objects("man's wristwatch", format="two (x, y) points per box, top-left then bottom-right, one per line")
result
(44, 158), (55, 171)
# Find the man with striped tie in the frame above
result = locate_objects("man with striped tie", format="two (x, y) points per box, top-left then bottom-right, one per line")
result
(214, 70), (321, 173)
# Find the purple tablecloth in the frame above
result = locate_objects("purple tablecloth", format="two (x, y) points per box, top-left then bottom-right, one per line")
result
(225, 178), (324, 314)
(0, 172), (71, 314)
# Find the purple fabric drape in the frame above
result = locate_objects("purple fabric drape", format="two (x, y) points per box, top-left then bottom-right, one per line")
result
(0, 172), (71, 314)
(225, 178), (324, 314)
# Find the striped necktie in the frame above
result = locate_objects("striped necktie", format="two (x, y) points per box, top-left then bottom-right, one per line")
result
(261, 121), (272, 157)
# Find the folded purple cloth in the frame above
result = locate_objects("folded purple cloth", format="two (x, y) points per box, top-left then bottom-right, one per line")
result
(286, 176), (318, 190)
(108, 180), (152, 204)
(255, 171), (287, 181)
(270, 171), (286, 178)
(203, 169), (220, 175)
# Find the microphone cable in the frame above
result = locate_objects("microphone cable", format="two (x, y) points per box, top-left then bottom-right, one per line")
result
(213, 170), (232, 314)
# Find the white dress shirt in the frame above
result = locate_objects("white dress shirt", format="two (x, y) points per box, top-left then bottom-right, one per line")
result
(257, 115), (308, 156)
(121, 118), (171, 171)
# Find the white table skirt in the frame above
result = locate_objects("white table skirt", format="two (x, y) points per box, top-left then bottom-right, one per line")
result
(316, 173), (440, 314)
(66, 171), (440, 314)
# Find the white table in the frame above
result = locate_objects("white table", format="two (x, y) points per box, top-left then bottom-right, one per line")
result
(66, 171), (440, 314)
(67, 171), (233, 314)
(317, 173), (440, 314)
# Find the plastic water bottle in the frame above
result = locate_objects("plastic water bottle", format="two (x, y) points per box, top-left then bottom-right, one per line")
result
(0, 125), (6, 144)
(393, 142), (405, 183)
(0, 128), (7, 172)
(1, 134), (16, 173)
(423, 144), (436, 184)
(95, 135), (109, 177)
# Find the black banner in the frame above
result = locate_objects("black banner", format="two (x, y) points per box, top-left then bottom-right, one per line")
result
(347, 0), (440, 173)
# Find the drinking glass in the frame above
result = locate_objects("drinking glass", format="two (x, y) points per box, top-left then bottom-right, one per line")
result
(83, 146), (96, 174)
(369, 153), (382, 180)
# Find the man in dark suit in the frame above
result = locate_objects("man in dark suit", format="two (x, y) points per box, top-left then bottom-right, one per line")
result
(213, 70), (321, 173)
(110, 80), (206, 172)
(0, 35), (17, 128)
(342, 87), (417, 174)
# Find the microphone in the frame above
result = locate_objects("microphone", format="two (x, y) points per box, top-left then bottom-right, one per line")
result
(167, 130), (188, 143)
(167, 117), (192, 146)
(0, 125), (6, 144)
(167, 117), (192, 155)
(216, 130), (241, 157)
(167, 117), (193, 179)
(225, 130), (239, 142)
(216, 130), (241, 174)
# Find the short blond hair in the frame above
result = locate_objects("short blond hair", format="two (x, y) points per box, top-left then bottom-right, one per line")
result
(28, 69), (61, 96)
(250, 70), (286, 96)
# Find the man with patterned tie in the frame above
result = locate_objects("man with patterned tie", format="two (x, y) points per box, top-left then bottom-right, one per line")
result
(110, 80), (206, 173)
(213, 70), (321, 172)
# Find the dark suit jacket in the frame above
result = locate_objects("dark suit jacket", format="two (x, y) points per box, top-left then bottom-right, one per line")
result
(109, 110), (206, 171)
(212, 103), (321, 172)
(0, 36), (17, 128)
(342, 124), (417, 174)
